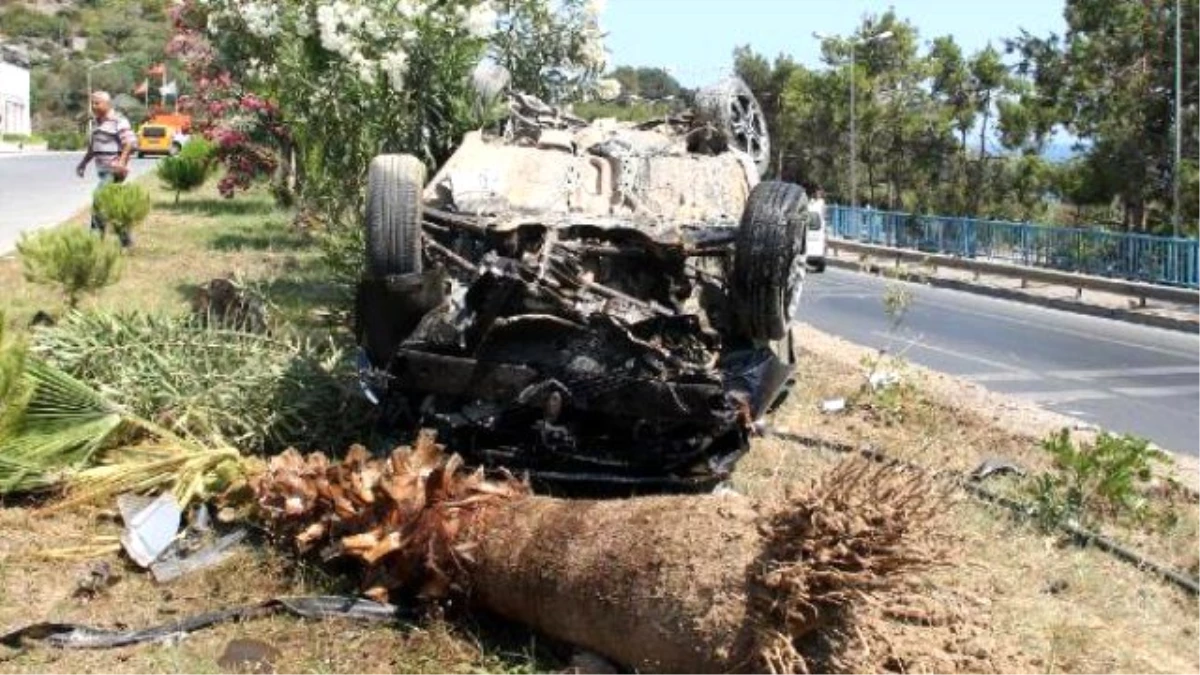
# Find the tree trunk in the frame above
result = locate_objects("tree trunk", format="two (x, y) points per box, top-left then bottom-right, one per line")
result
(974, 99), (991, 216)
(254, 444), (943, 675)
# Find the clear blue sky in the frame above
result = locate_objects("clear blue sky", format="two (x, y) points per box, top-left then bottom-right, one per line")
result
(602, 0), (1067, 86)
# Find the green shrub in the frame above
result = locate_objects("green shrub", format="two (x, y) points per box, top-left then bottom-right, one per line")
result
(157, 138), (216, 203)
(1028, 429), (1170, 528)
(94, 183), (152, 239)
(0, 6), (62, 39)
(0, 312), (29, 435)
(44, 131), (86, 151)
(17, 228), (123, 308)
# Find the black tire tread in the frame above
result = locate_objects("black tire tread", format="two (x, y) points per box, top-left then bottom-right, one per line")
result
(366, 154), (425, 277)
(694, 76), (771, 176)
(732, 181), (808, 340)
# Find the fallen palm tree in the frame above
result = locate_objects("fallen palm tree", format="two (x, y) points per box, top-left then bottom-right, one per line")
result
(0, 308), (359, 503)
(254, 434), (946, 673)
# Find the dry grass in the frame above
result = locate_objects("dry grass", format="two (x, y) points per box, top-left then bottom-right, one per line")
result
(0, 177), (336, 336)
(0, 180), (553, 674)
(0, 509), (553, 674)
(2, 182), (1197, 672)
(736, 343), (1200, 674)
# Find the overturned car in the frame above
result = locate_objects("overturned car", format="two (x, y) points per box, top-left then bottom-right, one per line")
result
(355, 79), (814, 492)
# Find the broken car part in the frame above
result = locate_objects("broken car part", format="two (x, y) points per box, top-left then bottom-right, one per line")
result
(0, 596), (405, 650)
(354, 84), (810, 493)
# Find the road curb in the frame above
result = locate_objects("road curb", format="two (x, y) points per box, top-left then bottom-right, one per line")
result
(826, 257), (1200, 334)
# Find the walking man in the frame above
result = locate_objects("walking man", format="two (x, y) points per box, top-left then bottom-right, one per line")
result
(76, 91), (136, 248)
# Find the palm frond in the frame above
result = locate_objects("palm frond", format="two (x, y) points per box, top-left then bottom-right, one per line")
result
(0, 359), (125, 494)
(0, 314), (29, 437)
(32, 310), (367, 454)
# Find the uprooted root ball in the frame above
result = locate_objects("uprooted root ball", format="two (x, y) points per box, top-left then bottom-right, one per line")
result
(253, 435), (947, 673)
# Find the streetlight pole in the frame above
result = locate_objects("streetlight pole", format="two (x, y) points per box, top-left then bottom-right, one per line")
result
(85, 57), (123, 134)
(813, 29), (893, 216)
(1174, 0), (1182, 239)
(850, 38), (857, 211)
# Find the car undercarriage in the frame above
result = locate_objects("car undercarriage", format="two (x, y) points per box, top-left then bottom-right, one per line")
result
(355, 82), (813, 492)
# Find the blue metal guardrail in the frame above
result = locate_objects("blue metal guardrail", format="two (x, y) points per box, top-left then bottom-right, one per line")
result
(826, 205), (1200, 289)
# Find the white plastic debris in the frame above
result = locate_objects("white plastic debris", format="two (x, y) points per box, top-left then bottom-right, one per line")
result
(820, 398), (846, 414)
(118, 493), (182, 568)
(868, 370), (900, 392)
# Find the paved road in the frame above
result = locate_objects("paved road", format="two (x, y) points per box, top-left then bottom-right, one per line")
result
(800, 268), (1200, 456)
(0, 153), (155, 254)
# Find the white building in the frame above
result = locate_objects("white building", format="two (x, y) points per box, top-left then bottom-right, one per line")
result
(0, 45), (32, 137)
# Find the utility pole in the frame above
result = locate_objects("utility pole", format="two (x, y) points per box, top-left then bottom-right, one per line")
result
(85, 57), (124, 134)
(850, 38), (857, 211)
(813, 29), (893, 217)
(1174, 0), (1182, 239)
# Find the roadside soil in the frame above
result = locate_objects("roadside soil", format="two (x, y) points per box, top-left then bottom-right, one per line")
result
(1, 181), (1196, 673)
(735, 324), (1198, 673)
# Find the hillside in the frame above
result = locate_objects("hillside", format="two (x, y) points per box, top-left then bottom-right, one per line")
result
(0, 0), (175, 138)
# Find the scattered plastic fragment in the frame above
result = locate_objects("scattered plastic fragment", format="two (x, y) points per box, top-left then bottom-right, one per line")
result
(118, 493), (181, 568)
(820, 398), (846, 413)
(969, 458), (1025, 482)
(151, 530), (248, 583)
(868, 371), (900, 392)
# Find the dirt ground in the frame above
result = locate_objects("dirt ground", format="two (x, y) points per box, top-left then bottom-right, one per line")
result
(3, 336), (1195, 673)
(1, 181), (1196, 673)
(734, 325), (1199, 674)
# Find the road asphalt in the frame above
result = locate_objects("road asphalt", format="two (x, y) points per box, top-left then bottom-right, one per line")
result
(0, 152), (155, 255)
(800, 268), (1200, 456)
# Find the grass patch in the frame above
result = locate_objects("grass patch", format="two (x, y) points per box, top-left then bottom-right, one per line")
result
(740, 338), (1199, 673)
(1, 180), (1195, 673)
(0, 179), (337, 336)
(0, 180), (550, 674)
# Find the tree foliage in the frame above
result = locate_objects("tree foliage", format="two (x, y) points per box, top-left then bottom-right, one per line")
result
(1, 0), (179, 131)
(157, 137), (216, 203)
(608, 66), (683, 101)
(732, 3), (1197, 234)
(17, 228), (123, 308)
(94, 183), (152, 238)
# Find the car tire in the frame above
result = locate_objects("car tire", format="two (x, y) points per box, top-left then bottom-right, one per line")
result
(693, 76), (772, 177)
(136, 151), (145, 159)
(365, 154), (426, 278)
(168, 143), (181, 157)
(731, 181), (809, 341)
(810, 257), (826, 273)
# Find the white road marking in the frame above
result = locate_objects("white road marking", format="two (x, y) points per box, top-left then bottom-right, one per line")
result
(1110, 385), (1200, 398)
(1048, 365), (1200, 380)
(833, 271), (1198, 359)
(869, 332), (1031, 374)
(916, 300), (1198, 359)
(1010, 389), (1116, 405)
(966, 372), (1040, 383)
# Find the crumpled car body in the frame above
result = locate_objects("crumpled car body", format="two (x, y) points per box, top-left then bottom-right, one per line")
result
(356, 84), (809, 493)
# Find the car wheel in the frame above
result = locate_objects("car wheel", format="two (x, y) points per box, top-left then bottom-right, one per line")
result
(168, 143), (181, 157)
(365, 154), (426, 278)
(693, 76), (772, 177)
(811, 257), (826, 273)
(136, 151), (144, 159)
(731, 181), (809, 341)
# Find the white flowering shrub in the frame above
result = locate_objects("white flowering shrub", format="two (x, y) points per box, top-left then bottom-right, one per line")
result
(173, 0), (607, 285)
(180, 0), (606, 211)
(595, 77), (622, 101)
(491, 0), (609, 102)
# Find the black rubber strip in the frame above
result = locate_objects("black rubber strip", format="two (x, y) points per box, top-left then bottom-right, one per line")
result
(0, 596), (405, 650)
